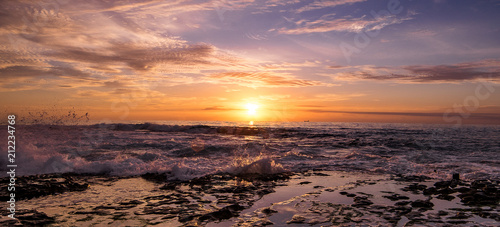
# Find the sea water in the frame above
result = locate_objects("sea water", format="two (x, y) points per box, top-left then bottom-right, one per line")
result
(1, 121), (498, 181)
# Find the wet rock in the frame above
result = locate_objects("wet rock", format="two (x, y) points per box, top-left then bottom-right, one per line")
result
(160, 182), (181, 190)
(286, 215), (306, 224)
(411, 200), (434, 209)
(423, 187), (437, 195)
(257, 188), (275, 196)
(140, 172), (169, 183)
(0, 174), (89, 201)
(434, 180), (458, 189)
(437, 210), (449, 216)
(437, 187), (456, 195)
(382, 214), (401, 223)
(394, 175), (431, 182)
(178, 213), (201, 222)
(339, 191), (356, 197)
(457, 181), (499, 206)
(312, 172), (330, 176)
(436, 194), (455, 201)
(447, 220), (468, 224)
(405, 211), (424, 219)
(455, 187), (470, 193)
(119, 200), (144, 206)
(383, 193), (410, 201)
(434, 181), (451, 189)
(352, 196), (373, 207)
(402, 183), (427, 193)
(261, 207), (278, 215)
(387, 204), (413, 216)
(15, 209), (55, 226)
(237, 172), (293, 182)
(199, 204), (245, 221)
(395, 201), (411, 206)
(448, 212), (471, 219)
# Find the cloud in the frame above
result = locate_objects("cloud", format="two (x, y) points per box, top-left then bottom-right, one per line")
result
(0, 65), (92, 79)
(335, 59), (500, 83)
(296, 0), (367, 13)
(209, 72), (325, 87)
(0, 0), (264, 93)
(314, 93), (365, 101)
(48, 42), (218, 72)
(278, 13), (413, 34)
(203, 106), (239, 111)
(305, 109), (500, 121)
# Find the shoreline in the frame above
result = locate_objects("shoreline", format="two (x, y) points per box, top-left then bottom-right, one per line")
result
(1, 171), (498, 226)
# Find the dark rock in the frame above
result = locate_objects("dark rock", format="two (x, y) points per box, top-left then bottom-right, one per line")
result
(312, 172), (330, 176)
(141, 172), (169, 183)
(286, 215), (306, 224)
(448, 212), (471, 219)
(299, 181), (312, 185)
(405, 211), (424, 219)
(456, 187), (471, 193)
(394, 175), (431, 182)
(262, 207), (278, 215)
(437, 187), (456, 195)
(395, 201), (411, 206)
(178, 213), (201, 222)
(436, 194), (455, 201)
(383, 194), (410, 201)
(411, 200), (434, 209)
(434, 181), (451, 189)
(0, 174), (89, 201)
(15, 209), (55, 226)
(438, 210), (449, 216)
(352, 196), (373, 207)
(160, 182), (180, 190)
(382, 214), (401, 223)
(119, 200), (144, 206)
(199, 204), (245, 221)
(457, 181), (499, 206)
(423, 187), (437, 195)
(257, 188), (275, 196)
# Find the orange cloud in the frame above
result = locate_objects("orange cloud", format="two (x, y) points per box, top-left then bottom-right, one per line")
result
(209, 72), (326, 87)
(335, 59), (500, 83)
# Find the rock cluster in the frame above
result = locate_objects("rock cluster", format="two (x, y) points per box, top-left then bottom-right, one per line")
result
(0, 173), (91, 201)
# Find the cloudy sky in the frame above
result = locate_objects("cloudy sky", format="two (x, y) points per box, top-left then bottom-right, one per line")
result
(1, 0), (500, 124)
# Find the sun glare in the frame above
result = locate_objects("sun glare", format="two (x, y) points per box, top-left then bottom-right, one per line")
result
(245, 103), (259, 116)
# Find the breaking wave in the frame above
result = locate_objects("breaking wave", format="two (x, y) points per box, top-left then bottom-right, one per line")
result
(0, 122), (498, 181)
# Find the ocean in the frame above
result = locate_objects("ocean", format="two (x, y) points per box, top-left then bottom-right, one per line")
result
(1, 121), (499, 226)
(3, 121), (499, 181)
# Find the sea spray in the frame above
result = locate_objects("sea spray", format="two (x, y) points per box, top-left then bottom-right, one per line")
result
(227, 156), (285, 175)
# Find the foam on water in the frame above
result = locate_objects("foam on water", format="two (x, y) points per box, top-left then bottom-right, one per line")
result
(0, 122), (498, 180)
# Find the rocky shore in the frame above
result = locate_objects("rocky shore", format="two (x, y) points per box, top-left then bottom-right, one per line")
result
(0, 171), (498, 226)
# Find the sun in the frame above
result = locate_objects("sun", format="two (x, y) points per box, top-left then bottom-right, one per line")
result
(245, 103), (259, 116)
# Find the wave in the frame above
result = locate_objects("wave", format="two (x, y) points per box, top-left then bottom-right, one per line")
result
(0, 123), (498, 181)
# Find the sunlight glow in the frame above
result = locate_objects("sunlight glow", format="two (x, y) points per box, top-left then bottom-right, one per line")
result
(245, 103), (259, 116)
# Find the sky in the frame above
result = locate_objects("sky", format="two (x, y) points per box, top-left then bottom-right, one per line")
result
(1, 0), (500, 124)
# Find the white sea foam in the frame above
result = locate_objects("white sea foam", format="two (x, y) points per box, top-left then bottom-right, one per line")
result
(226, 157), (286, 175)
